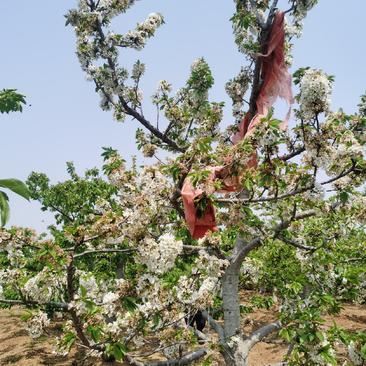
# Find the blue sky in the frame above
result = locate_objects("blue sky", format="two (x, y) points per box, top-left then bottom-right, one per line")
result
(1, 1), (366, 233)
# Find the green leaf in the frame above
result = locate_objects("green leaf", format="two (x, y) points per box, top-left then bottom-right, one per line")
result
(279, 328), (291, 342)
(360, 344), (366, 359)
(63, 332), (76, 351)
(87, 325), (102, 343)
(79, 285), (87, 298)
(20, 310), (33, 322)
(0, 89), (26, 113)
(111, 342), (127, 360)
(0, 179), (30, 200)
(316, 331), (325, 341)
(339, 191), (349, 203)
(293, 67), (310, 85)
(0, 191), (10, 226)
(123, 296), (138, 312)
(319, 349), (337, 365)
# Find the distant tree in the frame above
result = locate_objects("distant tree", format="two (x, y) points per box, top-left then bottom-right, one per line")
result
(0, 89), (29, 225)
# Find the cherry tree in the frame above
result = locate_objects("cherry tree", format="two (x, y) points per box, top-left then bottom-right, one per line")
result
(0, 1), (365, 365)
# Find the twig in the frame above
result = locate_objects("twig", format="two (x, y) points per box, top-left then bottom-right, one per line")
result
(277, 235), (316, 251)
(74, 248), (135, 258)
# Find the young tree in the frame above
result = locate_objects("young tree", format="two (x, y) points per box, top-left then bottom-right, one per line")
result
(1, 1), (365, 365)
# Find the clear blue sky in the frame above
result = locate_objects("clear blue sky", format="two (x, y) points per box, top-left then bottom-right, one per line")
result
(1, 1), (366, 233)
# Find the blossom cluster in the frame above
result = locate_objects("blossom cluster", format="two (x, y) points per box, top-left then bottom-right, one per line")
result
(307, 333), (336, 366)
(240, 257), (261, 285)
(176, 250), (228, 309)
(25, 311), (50, 339)
(348, 341), (365, 365)
(119, 166), (173, 241)
(301, 115), (364, 177)
(23, 267), (67, 304)
(293, 0), (319, 23)
(119, 13), (164, 50)
(358, 91), (366, 116)
(66, 0), (164, 133)
(225, 67), (252, 123)
(299, 68), (332, 120)
(231, 1), (263, 57)
(138, 233), (183, 274)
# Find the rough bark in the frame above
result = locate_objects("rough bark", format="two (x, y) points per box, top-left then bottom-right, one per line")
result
(222, 261), (241, 339)
(148, 349), (207, 366)
(222, 322), (281, 366)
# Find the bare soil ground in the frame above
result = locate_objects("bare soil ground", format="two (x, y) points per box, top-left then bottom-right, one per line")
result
(0, 301), (365, 366)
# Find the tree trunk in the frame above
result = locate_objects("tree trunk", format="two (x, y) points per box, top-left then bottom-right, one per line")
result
(220, 236), (266, 365)
(222, 338), (251, 366)
(222, 262), (241, 339)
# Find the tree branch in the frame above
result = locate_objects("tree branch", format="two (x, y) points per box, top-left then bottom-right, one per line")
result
(217, 161), (357, 205)
(147, 348), (207, 366)
(231, 237), (262, 268)
(73, 246), (205, 259)
(245, 321), (281, 350)
(201, 310), (225, 343)
(217, 184), (313, 204)
(277, 235), (317, 251)
(120, 99), (186, 152)
(320, 161), (357, 185)
(0, 298), (69, 310)
(74, 248), (134, 259)
(279, 146), (305, 161)
(93, 22), (185, 153)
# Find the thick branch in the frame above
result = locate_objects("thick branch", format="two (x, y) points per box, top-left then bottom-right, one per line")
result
(231, 237), (262, 268)
(232, 207), (320, 268)
(245, 321), (281, 350)
(0, 299), (69, 310)
(147, 348), (207, 366)
(245, 0), (278, 127)
(201, 310), (225, 343)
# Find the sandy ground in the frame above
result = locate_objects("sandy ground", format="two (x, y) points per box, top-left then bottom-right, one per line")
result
(0, 302), (365, 366)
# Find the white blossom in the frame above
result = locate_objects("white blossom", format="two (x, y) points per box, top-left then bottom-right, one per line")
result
(358, 92), (366, 116)
(293, 0), (319, 23)
(23, 268), (66, 303)
(138, 233), (183, 274)
(120, 13), (164, 50)
(226, 67), (252, 122)
(299, 69), (332, 120)
(241, 258), (261, 284)
(348, 341), (364, 366)
(25, 311), (50, 339)
(102, 292), (120, 316)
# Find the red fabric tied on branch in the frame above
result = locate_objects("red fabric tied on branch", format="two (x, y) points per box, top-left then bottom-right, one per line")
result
(182, 11), (293, 239)
(181, 167), (234, 239)
(234, 11), (293, 142)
